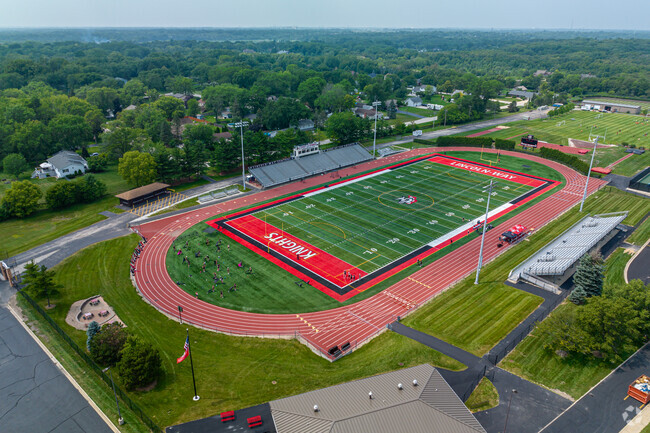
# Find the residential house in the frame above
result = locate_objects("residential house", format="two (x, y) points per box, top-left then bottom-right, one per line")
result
(353, 107), (383, 119)
(404, 97), (423, 107)
(534, 70), (551, 77)
(296, 119), (315, 132)
(32, 150), (88, 179)
(508, 90), (537, 99)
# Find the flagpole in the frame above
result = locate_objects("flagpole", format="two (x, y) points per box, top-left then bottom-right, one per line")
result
(187, 329), (200, 401)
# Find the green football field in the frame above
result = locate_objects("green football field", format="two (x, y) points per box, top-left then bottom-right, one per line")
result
(237, 155), (541, 277)
(481, 110), (649, 147)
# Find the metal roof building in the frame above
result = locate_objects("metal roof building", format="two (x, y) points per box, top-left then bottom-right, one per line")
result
(508, 212), (627, 292)
(269, 364), (486, 433)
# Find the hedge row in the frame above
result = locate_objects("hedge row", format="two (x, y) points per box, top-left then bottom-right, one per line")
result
(539, 147), (589, 175)
(547, 103), (575, 117)
(436, 136), (492, 147)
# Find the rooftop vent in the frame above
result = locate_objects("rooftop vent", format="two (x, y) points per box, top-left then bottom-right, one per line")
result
(369, 392), (373, 399)
(398, 383), (403, 390)
(313, 405), (319, 412)
(413, 380), (418, 387)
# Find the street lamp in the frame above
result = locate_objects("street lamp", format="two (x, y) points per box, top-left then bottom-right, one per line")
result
(102, 367), (124, 426)
(580, 137), (598, 212)
(475, 180), (495, 285)
(372, 101), (381, 157)
(234, 121), (249, 189)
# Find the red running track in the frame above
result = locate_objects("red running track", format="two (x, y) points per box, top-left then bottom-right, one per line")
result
(132, 147), (607, 360)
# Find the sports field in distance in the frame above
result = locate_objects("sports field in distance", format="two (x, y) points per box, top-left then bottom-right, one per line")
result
(206, 154), (556, 301)
(480, 110), (649, 147)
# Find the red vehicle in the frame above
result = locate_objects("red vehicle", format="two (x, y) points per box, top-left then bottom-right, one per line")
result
(628, 375), (650, 404)
(497, 224), (528, 247)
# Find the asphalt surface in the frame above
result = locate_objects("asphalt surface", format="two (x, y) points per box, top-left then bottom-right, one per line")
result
(541, 343), (650, 433)
(166, 403), (275, 433)
(627, 244), (650, 286)
(0, 282), (113, 433)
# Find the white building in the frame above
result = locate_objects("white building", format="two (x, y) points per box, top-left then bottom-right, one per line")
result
(404, 97), (423, 107)
(32, 151), (88, 179)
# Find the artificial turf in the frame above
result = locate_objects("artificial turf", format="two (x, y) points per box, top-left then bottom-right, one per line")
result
(167, 152), (550, 313)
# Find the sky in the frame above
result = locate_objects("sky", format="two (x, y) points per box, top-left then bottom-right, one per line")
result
(1, 0), (649, 31)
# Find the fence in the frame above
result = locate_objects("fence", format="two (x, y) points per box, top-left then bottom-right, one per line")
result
(629, 166), (650, 193)
(18, 289), (163, 433)
(486, 294), (564, 366)
(460, 365), (495, 402)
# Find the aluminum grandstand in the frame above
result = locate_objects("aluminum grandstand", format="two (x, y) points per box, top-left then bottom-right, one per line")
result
(249, 143), (373, 188)
(508, 212), (628, 293)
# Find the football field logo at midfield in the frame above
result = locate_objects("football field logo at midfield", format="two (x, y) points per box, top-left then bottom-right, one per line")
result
(396, 195), (417, 205)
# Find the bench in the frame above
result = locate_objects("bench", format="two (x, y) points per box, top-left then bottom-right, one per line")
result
(247, 415), (262, 428)
(220, 411), (235, 422)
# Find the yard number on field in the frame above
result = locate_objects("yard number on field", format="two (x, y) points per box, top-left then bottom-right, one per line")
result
(363, 248), (378, 255)
(387, 237), (400, 244)
(305, 204), (315, 209)
(408, 228), (420, 234)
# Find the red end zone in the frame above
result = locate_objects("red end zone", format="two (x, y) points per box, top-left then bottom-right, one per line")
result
(208, 215), (366, 289)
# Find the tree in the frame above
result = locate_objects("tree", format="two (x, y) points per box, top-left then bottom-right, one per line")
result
(85, 87), (121, 114)
(1, 180), (42, 217)
(117, 335), (162, 390)
(186, 98), (199, 117)
(76, 174), (107, 202)
(153, 96), (185, 119)
(573, 253), (604, 299)
(261, 97), (311, 130)
(326, 111), (366, 145)
(212, 138), (240, 173)
(46, 181), (78, 209)
(87, 154), (108, 173)
(84, 109), (105, 143)
(507, 101), (519, 113)
(89, 322), (128, 366)
(22, 262), (61, 308)
(298, 76), (326, 107)
(2, 153), (29, 178)
(118, 151), (157, 187)
(170, 76), (194, 96)
(86, 321), (100, 352)
(536, 305), (585, 354)
(105, 127), (152, 159)
(48, 114), (93, 151)
(577, 296), (641, 361)
(569, 284), (589, 305)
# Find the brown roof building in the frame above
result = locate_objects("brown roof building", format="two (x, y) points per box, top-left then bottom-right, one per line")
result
(115, 182), (170, 207)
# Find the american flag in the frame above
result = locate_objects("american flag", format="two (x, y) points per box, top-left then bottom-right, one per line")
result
(176, 336), (190, 364)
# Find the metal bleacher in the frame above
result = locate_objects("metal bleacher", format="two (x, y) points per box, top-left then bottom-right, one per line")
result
(249, 143), (373, 188)
(508, 212), (628, 292)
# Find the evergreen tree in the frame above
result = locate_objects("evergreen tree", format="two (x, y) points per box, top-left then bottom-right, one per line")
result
(86, 321), (100, 352)
(574, 253), (604, 299)
(117, 335), (162, 390)
(22, 262), (61, 308)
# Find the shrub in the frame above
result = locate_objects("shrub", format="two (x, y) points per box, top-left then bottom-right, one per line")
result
(89, 322), (128, 366)
(117, 335), (162, 390)
(46, 181), (79, 209)
(539, 147), (589, 175)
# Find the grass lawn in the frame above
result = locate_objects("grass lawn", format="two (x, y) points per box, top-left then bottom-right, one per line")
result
(399, 106), (434, 117)
(465, 378), (499, 413)
(605, 248), (633, 286)
(480, 111), (649, 150)
(628, 216), (650, 246)
(22, 234), (464, 428)
(403, 186), (648, 356)
(501, 246), (639, 399)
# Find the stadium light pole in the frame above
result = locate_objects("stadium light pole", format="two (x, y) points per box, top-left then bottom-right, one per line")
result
(579, 138), (598, 212)
(234, 121), (249, 189)
(474, 180), (494, 285)
(372, 101), (382, 157)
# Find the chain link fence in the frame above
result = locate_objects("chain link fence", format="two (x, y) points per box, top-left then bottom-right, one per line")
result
(18, 289), (163, 433)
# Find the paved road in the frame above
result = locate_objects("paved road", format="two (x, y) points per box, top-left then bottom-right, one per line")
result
(0, 283), (113, 433)
(378, 110), (549, 149)
(541, 343), (650, 433)
(627, 245), (650, 286)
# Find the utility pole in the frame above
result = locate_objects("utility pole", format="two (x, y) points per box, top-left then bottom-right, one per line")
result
(372, 101), (381, 157)
(234, 121), (249, 189)
(475, 180), (494, 284)
(580, 138), (598, 212)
